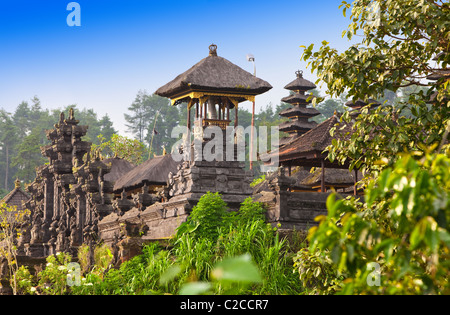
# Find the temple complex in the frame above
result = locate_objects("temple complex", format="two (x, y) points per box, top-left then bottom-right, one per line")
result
(2, 45), (371, 275)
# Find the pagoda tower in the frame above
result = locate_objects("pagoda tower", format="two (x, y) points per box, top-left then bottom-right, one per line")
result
(278, 70), (320, 147)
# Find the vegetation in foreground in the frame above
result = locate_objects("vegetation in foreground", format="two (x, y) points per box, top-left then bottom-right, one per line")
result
(13, 194), (306, 295)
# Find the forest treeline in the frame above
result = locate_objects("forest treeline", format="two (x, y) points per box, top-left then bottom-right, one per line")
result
(1, 86), (416, 197)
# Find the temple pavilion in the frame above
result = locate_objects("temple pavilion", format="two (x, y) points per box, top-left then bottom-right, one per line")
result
(155, 44), (272, 135)
(154, 44), (272, 211)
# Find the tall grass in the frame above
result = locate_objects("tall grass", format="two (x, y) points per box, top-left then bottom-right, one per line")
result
(21, 194), (306, 295)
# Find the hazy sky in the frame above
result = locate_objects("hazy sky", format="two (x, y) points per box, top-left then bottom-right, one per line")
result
(0, 0), (354, 135)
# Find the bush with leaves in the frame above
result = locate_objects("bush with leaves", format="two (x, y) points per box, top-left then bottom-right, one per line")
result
(176, 192), (228, 242)
(303, 151), (450, 295)
(63, 195), (304, 295)
(0, 203), (30, 295)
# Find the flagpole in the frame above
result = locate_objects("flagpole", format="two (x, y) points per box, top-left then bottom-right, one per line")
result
(247, 54), (256, 170)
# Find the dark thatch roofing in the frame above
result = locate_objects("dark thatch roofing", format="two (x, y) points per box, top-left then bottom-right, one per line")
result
(279, 135), (298, 147)
(345, 99), (380, 109)
(279, 105), (320, 118)
(281, 93), (315, 105)
(284, 71), (316, 91)
(102, 158), (136, 183)
(1, 180), (30, 211)
(279, 120), (318, 133)
(113, 154), (181, 192)
(426, 70), (450, 81)
(155, 45), (272, 100)
(277, 114), (353, 163)
(299, 168), (356, 187)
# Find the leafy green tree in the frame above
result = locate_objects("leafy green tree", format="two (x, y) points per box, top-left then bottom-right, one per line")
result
(98, 114), (117, 143)
(124, 90), (153, 143)
(11, 127), (47, 183)
(306, 151), (450, 294)
(301, 0), (449, 174)
(92, 134), (145, 165)
(177, 192), (228, 242)
(295, 0), (450, 295)
(12, 101), (31, 141)
(0, 110), (19, 190)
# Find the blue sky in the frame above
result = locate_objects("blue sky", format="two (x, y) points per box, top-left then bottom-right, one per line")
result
(0, 0), (354, 135)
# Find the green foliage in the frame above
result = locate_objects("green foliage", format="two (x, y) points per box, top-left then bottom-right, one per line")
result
(37, 252), (73, 295)
(303, 0), (449, 102)
(306, 152), (450, 294)
(0, 203), (30, 295)
(28, 195), (304, 295)
(293, 248), (344, 295)
(235, 196), (266, 225)
(91, 134), (145, 165)
(250, 174), (266, 188)
(302, 0), (450, 178)
(176, 192), (228, 242)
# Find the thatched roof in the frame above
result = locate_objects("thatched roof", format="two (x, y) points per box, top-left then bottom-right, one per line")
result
(426, 69), (450, 81)
(279, 105), (320, 118)
(345, 99), (380, 109)
(279, 119), (318, 133)
(102, 158), (136, 183)
(113, 154), (181, 192)
(1, 179), (30, 211)
(277, 114), (353, 163)
(281, 93), (315, 105)
(279, 135), (298, 147)
(155, 44), (272, 101)
(284, 71), (316, 91)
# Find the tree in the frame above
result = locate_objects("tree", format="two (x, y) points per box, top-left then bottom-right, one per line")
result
(92, 134), (145, 165)
(98, 114), (117, 143)
(11, 127), (46, 183)
(296, 0), (450, 295)
(124, 90), (153, 143)
(305, 151), (450, 294)
(0, 110), (19, 190)
(0, 203), (30, 295)
(146, 95), (180, 157)
(301, 0), (449, 174)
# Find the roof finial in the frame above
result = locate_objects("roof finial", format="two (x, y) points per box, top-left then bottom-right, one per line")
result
(69, 107), (75, 120)
(209, 44), (218, 56)
(15, 178), (21, 188)
(296, 70), (303, 78)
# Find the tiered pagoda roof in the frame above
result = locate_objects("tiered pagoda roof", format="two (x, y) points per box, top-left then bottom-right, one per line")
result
(278, 70), (320, 147)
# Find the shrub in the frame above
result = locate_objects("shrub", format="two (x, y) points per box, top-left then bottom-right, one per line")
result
(176, 192), (228, 242)
(306, 152), (450, 294)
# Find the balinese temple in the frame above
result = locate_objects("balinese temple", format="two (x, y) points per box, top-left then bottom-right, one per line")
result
(278, 70), (320, 147)
(264, 94), (369, 194)
(154, 44), (272, 210)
